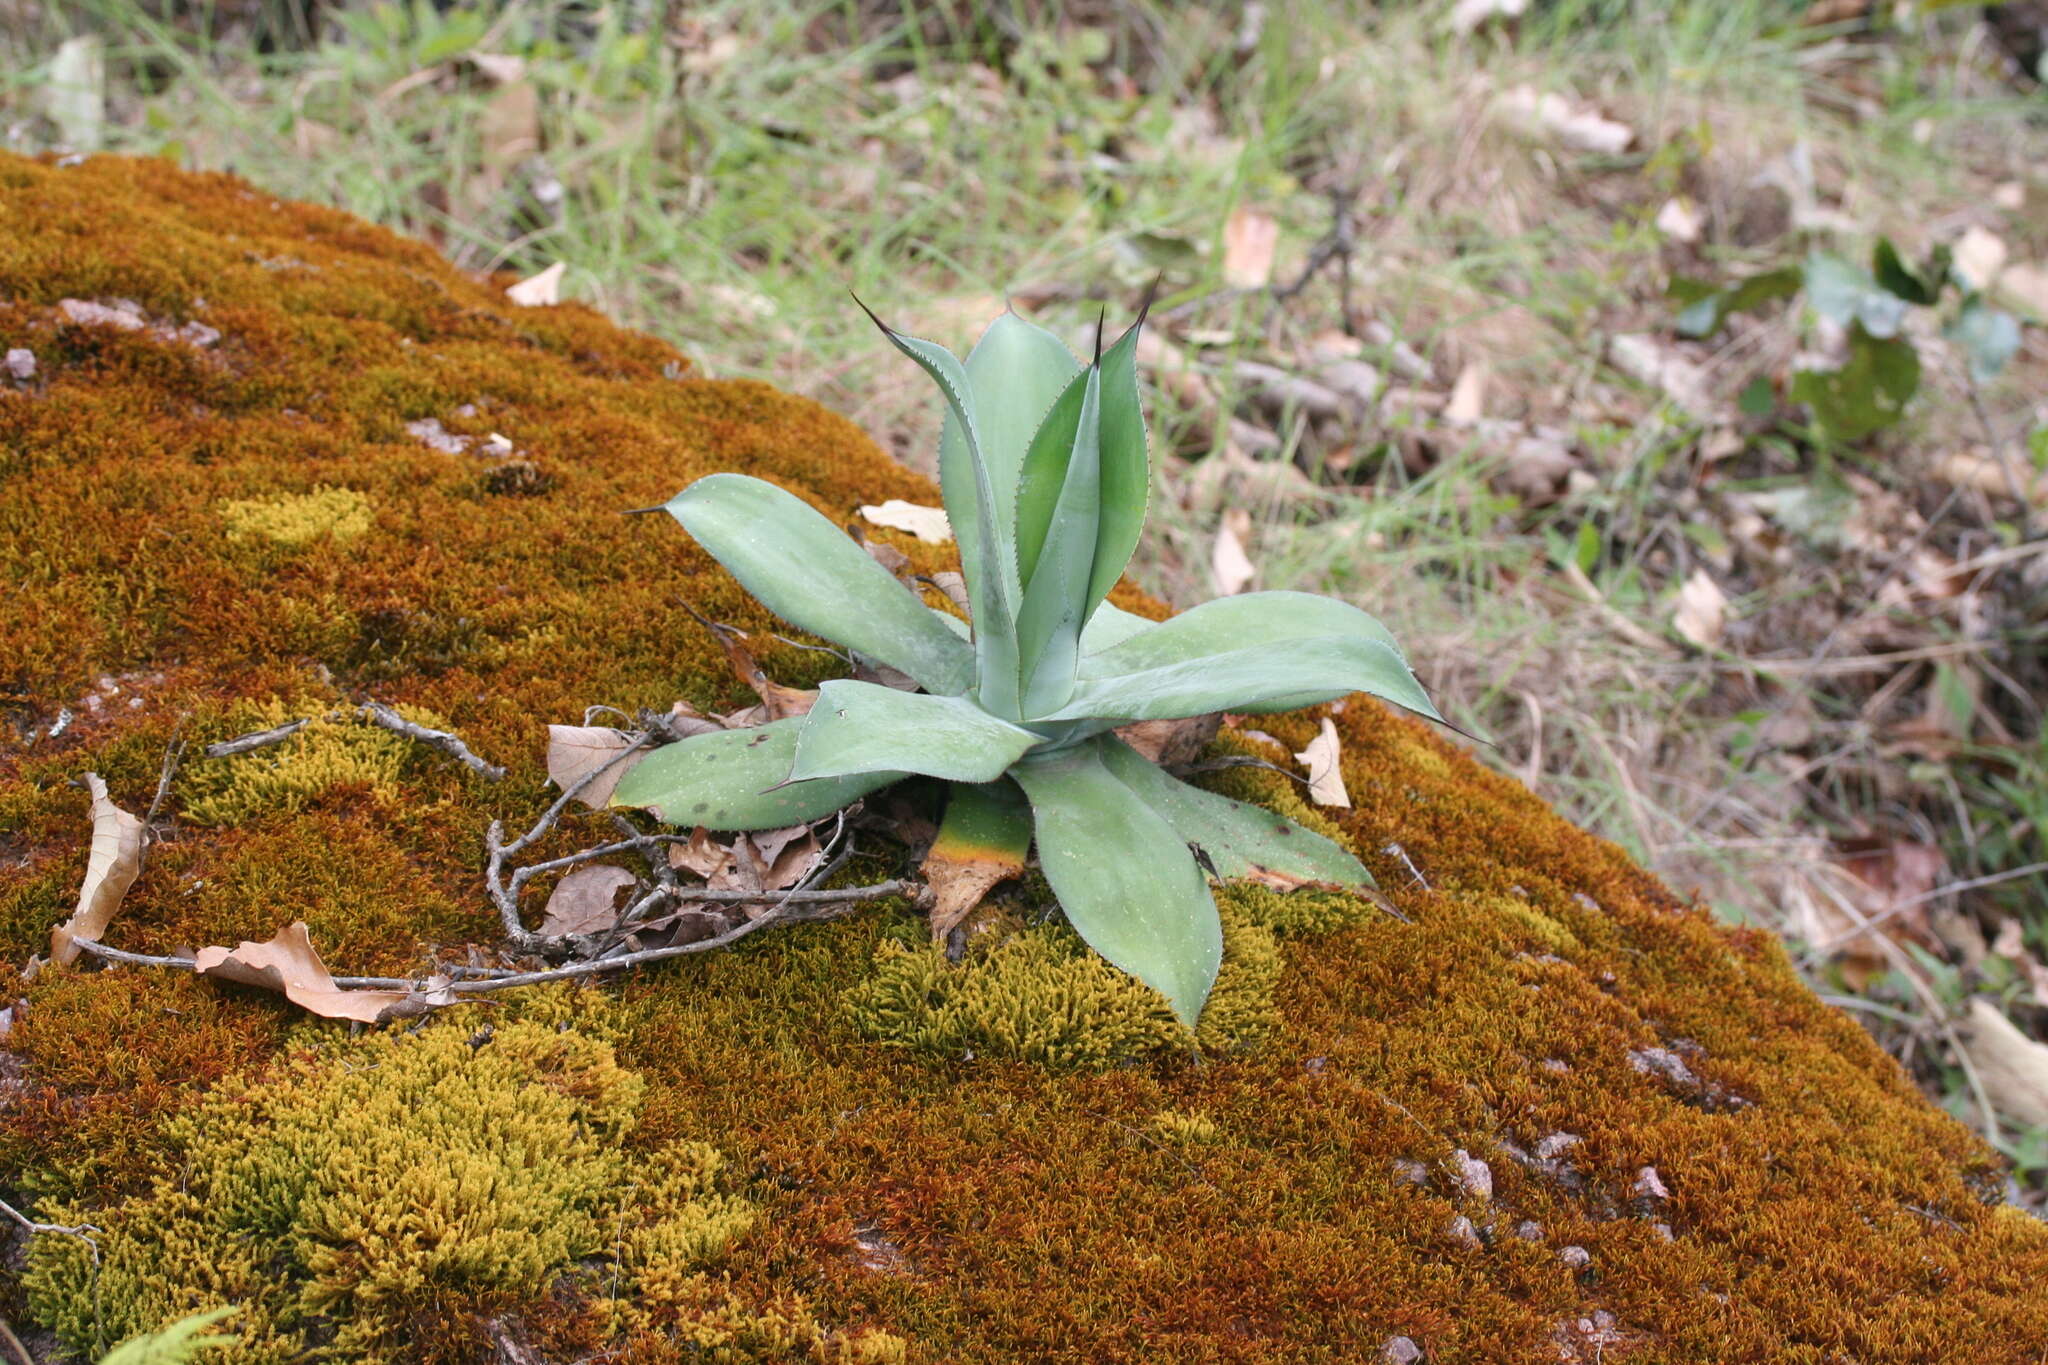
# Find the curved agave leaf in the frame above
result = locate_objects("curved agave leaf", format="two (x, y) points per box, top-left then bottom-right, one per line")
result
(1097, 737), (1370, 886)
(862, 311), (1027, 718)
(791, 680), (1043, 784)
(1081, 591), (1407, 669)
(1013, 366), (1104, 715)
(1047, 634), (1440, 724)
(663, 474), (973, 696)
(1079, 599), (1155, 653)
(1083, 311), (1150, 615)
(951, 310), (1083, 586)
(1011, 740), (1222, 1028)
(611, 718), (901, 830)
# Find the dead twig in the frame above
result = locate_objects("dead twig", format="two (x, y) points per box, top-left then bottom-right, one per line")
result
(202, 703), (506, 781)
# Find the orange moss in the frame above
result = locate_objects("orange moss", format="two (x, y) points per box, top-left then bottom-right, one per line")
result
(2, 153), (2046, 1362)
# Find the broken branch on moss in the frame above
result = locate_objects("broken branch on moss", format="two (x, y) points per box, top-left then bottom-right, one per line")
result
(201, 703), (506, 781)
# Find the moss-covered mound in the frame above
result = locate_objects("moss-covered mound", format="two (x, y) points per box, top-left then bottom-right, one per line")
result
(2, 154), (2045, 1363)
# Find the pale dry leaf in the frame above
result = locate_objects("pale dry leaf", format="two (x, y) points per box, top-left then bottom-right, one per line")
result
(1951, 226), (2009, 293)
(1993, 182), (2025, 212)
(1933, 452), (2048, 507)
(859, 500), (952, 545)
(195, 921), (428, 1024)
(1996, 262), (2048, 321)
(50, 773), (147, 965)
(1211, 508), (1256, 596)
(1221, 205), (1280, 290)
(749, 828), (821, 892)
(710, 632), (816, 722)
(546, 725), (644, 808)
(1671, 569), (1728, 649)
(1115, 713), (1221, 768)
(1499, 85), (1634, 156)
(1293, 717), (1351, 808)
(470, 52), (528, 85)
(506, 261), (565, 307)
(665, 700), (729, 738)
(924, 849), (1023, 940)
(1607, 333), (1720, 421)
(1450, 0), (1528, 33)
(1654, 197), (1703, 244)
(1962, 998), (2048, 1129)
(1445, 362), (1488, 425)
(929, 571), (971, 615)
(538, 864), (638, 937)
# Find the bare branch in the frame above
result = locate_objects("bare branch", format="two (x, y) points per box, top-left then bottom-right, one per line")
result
(203, 716), (310, 758)
(357, 702), (506, 781)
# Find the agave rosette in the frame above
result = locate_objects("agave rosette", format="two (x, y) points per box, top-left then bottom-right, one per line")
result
(614, 305), (1441, 1025)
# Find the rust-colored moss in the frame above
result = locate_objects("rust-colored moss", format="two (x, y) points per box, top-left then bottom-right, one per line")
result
(3, 154), (2046, 1363)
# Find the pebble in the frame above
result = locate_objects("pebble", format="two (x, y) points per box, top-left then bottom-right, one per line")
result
(1535, 1132), (1581, 1161)
(1392, 1158), (1428, 1188)
(1382, 1336), (1424, 1364)
(1450, 1149), (1493, 1201)
(1632, 1166), (1670, 1201)
(1514, 1220), (1544, 1241)
(1560, 1245), (1591, 1268)
(1446, 1215), (1482, 1249)
(4, 348), (32, 380)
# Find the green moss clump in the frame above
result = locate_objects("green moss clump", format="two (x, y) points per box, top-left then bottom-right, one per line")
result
(217, 485), (372, 546)
(1149, 1109), (1223, 1145)
(23, 1009), (753, 1364)
(843, 907), (1280, 1069)
(180, 700), (421, 826)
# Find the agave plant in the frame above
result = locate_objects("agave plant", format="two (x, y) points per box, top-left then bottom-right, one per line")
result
(612, 304), (1442, 1026)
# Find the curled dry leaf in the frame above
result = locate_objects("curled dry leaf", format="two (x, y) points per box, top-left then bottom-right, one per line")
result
(1212, 507), (1256, 596)
(1221, 205), (1280, 290)
(1961, 998), (2048, 1129)
(928, 571), (971, 616)
(1655, 197), (1703, 244)
(1498, 85), (1634, 156)
(859, 499), (952, 544)
(1670, 569), (1728, 650)
(1445, 362), (1489, 425)
(1115, 712), (1221, 768)
(546, 725), (645, 808)
(506, 261), (564, 307)
(710, 630), (816, 724)
(51, 773), (148, 965)
(1294, 717), (1351, 808)
(195, 921), (448, 1023)
(1951, 226), (2008, 293)
(538, 863), (639, 937)
(668, 824), (822, 916)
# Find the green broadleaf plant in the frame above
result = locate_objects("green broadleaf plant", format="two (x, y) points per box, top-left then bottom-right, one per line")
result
(613, 303), (1442, 1027)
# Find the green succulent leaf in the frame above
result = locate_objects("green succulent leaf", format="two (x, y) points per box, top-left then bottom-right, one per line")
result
(1097, 737), (1371, 887)
(791, 680), (1044, 784)
(661, 474), (973, 696)
(1014, 365), (1105, 715)
(1050, 633), (1439, 724)
(611, 717), (901, 830)
(929, 777), (1033, 868)
(1081, 591), (1406, 669)
(864, 312), (1028, 718)
(1080, 599), (1155, 653)
(1804, 253), (1910, 339)
(1083, 311), (1151, 612)
(1011, 739), (1222, 1028)
(1013, 366), (1093, 591)
(951, 310), (1085, 577)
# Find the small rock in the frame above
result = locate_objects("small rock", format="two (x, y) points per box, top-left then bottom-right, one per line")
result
(58, 297), (146, 331)
(1651, 1221), (1674, 1242)
(1535, 1132), (1581, 1161)
(1559, 1245), (1591, 1268)
(1382, 1336), (1424, 1364)
(406, 417), (472, 455)
(1540, 1057), (1570, 1074)
(175, 319), (221, 349)
(1445, 1215), (1482, 1249)
(1450, 1149), (1493, 1202)
(4, 348), (33, 380)
(1392, 1158), (1428, 1188)
(1632, 1166), (1670, 1201)
(1627, 1046), (1699, 1089)
(1514, 1220), (1543, 1241)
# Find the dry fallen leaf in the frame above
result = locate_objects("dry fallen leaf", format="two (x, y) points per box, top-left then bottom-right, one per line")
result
(195, 922), (444, 1023)
(506, 261), (565, 307)
(1449, 0), (1528, 33)
(859, 500), (952, 544)
(1221, 205), (1280, 290)
(546, 725), (645, 808)
(1115, 713), (1221, 767)
(710, 631), (816, 724)
(928, 571), (972, 616)
(1293, 717), (1351, 808)
(1670, 569), (1728, 649)
(1961, 998), (2048, 1129)
(470, 52), (528, 85)
(1607, 333), (1721, 421)
(1655, 197), (1703, 244)
(668, 824), (820, 918)
(50, 772), (147, 966)
(1499, 85), (1634, 156)
(1997, 262), (2048, 321)
(1951, 226), (2008, 293)
(1211, 508), (1256, 596)
(1444, 362), (1489, 425)
(538, 864), (638, 937)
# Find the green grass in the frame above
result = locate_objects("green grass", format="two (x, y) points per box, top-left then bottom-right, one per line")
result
(7, 0), (2048, 1193)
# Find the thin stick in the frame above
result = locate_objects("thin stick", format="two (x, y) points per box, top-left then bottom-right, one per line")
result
(357, 703), (506, 782)
(203, 716), (310, 758)
(0, 1195), (99, 1262)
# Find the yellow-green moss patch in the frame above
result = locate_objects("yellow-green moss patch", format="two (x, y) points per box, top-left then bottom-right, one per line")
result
(844, 908), (1280, 1069)
(217, 485), (372, 546)
(180, 700), (426, 826)
(24, 1006), (753, 1364)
